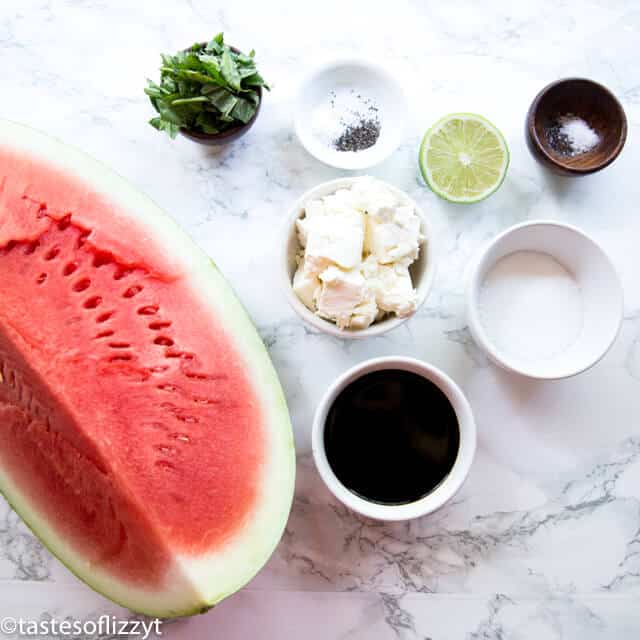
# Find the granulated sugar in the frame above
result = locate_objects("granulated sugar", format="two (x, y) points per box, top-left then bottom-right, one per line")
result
(478, 251), (584, 361)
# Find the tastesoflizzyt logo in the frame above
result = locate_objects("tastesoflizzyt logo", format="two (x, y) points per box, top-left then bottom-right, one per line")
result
(0, 615), (162, 639)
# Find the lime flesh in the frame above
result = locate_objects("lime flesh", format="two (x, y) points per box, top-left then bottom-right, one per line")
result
(419, 113), (509, 203)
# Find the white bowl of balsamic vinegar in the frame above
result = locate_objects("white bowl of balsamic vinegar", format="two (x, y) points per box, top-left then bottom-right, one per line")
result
(312, 357), (476, 521)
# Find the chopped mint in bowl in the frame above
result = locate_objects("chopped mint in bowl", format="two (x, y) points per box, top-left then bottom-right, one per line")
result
(145, 33), (269, 145)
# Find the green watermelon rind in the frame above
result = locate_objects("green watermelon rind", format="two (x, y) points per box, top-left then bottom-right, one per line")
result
(0, 119), (296, 618)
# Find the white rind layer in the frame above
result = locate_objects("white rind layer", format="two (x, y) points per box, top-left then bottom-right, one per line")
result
(0, 119), (296, 617)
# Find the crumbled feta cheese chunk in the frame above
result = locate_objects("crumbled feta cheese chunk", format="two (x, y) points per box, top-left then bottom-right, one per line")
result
(298, 204), (364, 273)
(305, 199), (327, 220)
(323, 189), (359, 214)
(362, 256), (417, 317)
(350, 177), (398, 215)
(365, 204), (423, 265)
(349, 296), (379, 330)
(296, 199), (326, 247)
(315, 266), (369, 329)
(292, 267), (320, 310)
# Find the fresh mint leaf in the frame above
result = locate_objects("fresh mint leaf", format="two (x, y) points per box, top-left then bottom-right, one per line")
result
(231, 97), (256, 123)
(160, 75), (177, 93)
(156, 101), (183, 126)
(205, 86), (238, 116)
(162, 67), (219, 86)
(198, 54), (227, 86)
(205, 33), (224, 54)
(242, 72), (269, 90)
(144, 80), (163, 99)
(170, 96), (210, 106)
(235, 52), (255, 66)
(244, 89), (260, 106)
(238, 65), (258, 79)
(221, 48), (241, 91)
(149, 117), (180, 139)
(195, 112), (221, 134)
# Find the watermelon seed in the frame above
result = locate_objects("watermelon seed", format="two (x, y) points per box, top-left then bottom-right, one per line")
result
(176, 414), (199, 424)
(157, 383), (178, 392)
(193, 395), (218, 405)
(184, 371), (214, 381)
(113, 267), (133, 280)
(165, 350), (183, 358)
(154, 336), (174, 347)
(44, 246), (60, 261)
(57, 214), (72, 230)
(76, 231), (90, 248)
(149, 365), (169, 373)
(160, 402), (198, 424)
(108, 342), (131, 349)
(95, 329), (114, 339)
(108, 354), (133, 362)
(169, 433), (191, 444)
(72, 278), (91, 292)
(138, 305), (159, 316)
(154, 444), (176, 455)
(155, 460), (175, 471)
(148, 320), (171, 330)
(62, 262), (78, 276)
(123, 285), (143, 298)
(92, 251), (113, 268)
(83, 296), (102, 309)
(24, 241), (39, 255)
(96, 311), (113, 323)
(36, 272), (47, 285)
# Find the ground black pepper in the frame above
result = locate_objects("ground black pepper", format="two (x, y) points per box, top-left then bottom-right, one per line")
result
(333, 118), (381, 152)
(546, 124), (574, 156)
(325, 89), (381, 152)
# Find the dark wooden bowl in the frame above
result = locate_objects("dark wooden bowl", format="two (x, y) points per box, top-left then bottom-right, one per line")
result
(526, 78), (627, 176)
(179, 45), (262, 146)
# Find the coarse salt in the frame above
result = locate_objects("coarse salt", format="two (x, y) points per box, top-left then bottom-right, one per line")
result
(550, 115), (600, 156)
(478, 251), (584, 361)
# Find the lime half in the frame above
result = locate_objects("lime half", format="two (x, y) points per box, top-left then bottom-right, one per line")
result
(419, 113), (509, 203)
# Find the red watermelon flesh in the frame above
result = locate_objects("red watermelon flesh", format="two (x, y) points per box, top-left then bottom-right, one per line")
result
(0, 123), (295, 617)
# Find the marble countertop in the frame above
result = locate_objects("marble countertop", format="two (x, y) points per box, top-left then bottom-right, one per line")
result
(2, 1), (640, 638)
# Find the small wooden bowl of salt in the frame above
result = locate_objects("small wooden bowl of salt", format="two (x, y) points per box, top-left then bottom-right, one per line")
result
(526, 78), (627, 176)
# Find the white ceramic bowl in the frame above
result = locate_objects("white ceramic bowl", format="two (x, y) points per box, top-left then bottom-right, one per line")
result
(282, 177), (435, 338)
(293, 59), (409, 170)
(312, 357), (476, 521)
(466, 221), (624, 379)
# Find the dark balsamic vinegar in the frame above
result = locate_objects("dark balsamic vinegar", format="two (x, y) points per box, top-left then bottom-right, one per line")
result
(324, 369), (460, 505)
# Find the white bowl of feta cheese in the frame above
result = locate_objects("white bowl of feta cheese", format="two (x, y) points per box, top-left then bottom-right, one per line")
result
(283, 176), (434, 338)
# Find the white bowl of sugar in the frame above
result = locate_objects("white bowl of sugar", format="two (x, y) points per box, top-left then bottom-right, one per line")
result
(466, 221), (623, 379)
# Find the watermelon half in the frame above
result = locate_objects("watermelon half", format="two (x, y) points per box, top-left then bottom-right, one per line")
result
(0, 120), (295, 617)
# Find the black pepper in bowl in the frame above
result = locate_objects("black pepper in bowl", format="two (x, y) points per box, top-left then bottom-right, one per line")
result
(334, 118), (381, 152)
